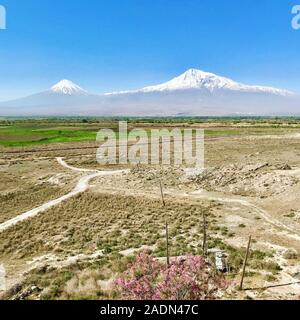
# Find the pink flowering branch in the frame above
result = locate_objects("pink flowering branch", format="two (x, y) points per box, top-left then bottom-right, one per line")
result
(114, 252), (230, 300)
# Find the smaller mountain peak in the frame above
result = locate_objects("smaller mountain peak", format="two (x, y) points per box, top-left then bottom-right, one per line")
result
(51, 79), (87, 95)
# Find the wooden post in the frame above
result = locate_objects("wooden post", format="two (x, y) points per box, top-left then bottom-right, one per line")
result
(239, 235), (252, 290)
(166, 222), (170, 267)
(202, 211), (207, 256)
(159, 180), (165, 207)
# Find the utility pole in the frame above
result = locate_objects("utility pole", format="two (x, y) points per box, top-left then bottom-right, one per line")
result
(202, 211), (208, 256)
(159, 180), (165, 207)
(166, 222), (170, 267)
(239, 235), (252, 290)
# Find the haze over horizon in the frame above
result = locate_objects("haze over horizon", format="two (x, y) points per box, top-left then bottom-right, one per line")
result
(0, 67), (297, 103)
(1, 68), (298, 117)
(0, 0), (299, 100)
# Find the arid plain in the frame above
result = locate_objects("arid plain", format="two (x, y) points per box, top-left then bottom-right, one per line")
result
(1, 118), (300, 300)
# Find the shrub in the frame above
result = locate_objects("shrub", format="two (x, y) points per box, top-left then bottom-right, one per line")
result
(114, 252), (230, 300)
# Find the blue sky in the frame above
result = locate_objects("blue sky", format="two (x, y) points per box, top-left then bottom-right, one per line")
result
(0, 0), (299, 100)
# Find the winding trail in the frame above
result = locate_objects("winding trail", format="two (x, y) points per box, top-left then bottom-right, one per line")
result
(163, 188), (300, 241)
(0, 158), (128, 233)
(187, 190), (300, 240)
(1, 158), (300, 297)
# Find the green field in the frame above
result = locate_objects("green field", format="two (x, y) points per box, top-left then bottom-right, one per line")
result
(0, 125), (221, 147)
(1, 117), (300, 147)
(0, 126), (98, 147)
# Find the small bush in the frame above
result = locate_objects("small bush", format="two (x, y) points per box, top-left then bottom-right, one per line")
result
(114, 252), (230, 300)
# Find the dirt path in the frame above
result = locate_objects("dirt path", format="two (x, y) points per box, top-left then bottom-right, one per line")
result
(0, 158), (129, 233)
(1, 159), (299, 298)
(94, 180), (300, 242)
(164, 188), (300, 297)
(56, 157), (98, 173)
(166, 189), (300, 241)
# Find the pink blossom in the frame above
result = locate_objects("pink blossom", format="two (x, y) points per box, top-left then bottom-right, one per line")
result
(114, 252), (230, 300)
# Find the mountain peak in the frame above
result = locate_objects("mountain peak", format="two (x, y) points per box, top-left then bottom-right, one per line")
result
(137, 68), (293, 96)
(182, 68), (213, 77)
(105, 68), (292, 97)
(50, 79), (87, 95)
(165, 68), (236, 91)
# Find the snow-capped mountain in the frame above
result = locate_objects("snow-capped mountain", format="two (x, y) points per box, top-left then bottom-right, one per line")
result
(50, 79), (88, 95)
(0, 80), (103, 116)
(98, 69), (298, 116)
(0, 70), (298, 116)
(106, 69), (293, 96)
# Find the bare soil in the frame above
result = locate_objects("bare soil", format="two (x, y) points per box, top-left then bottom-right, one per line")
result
(1, 125), (300, 300)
